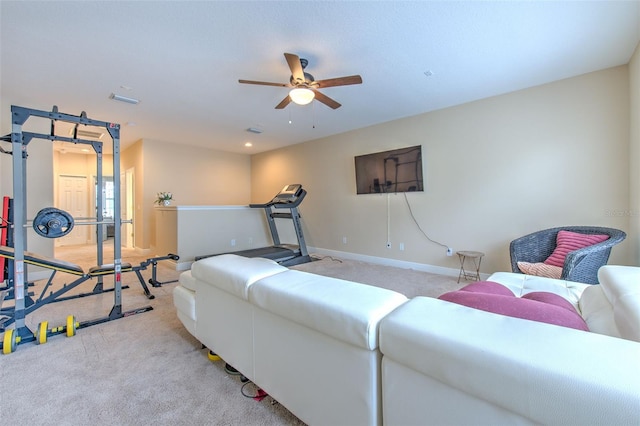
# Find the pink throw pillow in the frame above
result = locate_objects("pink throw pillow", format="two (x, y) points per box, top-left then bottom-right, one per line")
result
(457, 281), (515, 296)
(439, 282), (589, 331)
(543, 230), (609, 268)
(517, 261), (562, 279)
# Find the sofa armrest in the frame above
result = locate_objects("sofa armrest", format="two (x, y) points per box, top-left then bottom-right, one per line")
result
(563, 242), (614, 284)
(379, 297), (640, 425)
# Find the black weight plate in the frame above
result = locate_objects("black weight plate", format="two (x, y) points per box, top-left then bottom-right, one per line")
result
(33, 207), (75, 238)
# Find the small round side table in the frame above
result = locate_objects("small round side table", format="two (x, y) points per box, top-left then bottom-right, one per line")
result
(456, 251), (485, 283)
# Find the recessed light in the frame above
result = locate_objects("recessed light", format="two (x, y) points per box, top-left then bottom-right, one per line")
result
(244, 142), (253, 147)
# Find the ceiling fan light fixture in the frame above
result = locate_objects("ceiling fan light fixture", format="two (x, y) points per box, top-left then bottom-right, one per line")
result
(289, 87), (315, 105)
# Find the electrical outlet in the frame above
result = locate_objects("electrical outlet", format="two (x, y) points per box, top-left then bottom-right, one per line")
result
(386, 242), (392, 249)
(399, 243), (405, 251)
(342, 236), (347, 244)
(231, 239), (236, 247)
(446, 247), (453, 256)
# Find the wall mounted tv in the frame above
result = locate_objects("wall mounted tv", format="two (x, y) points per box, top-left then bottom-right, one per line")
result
(354, 145), (424, 194)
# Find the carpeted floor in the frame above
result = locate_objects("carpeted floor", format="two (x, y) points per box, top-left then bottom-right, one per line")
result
(0, 245), (465, 425)
(292, 255), (467, 298)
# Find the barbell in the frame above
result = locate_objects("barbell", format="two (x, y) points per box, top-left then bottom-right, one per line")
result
(30, 207), (132, 239)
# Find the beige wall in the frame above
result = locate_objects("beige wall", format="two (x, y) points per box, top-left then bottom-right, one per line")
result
(251, 66), (633, 274)
(122, 139), (145, 249)
(53, 151), (114, 177)
(0, 124), (54, 257)
(132, 139), (252, 250)
(629, 42), (640, 265)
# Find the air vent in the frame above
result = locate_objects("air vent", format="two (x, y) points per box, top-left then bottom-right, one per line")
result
(109, 93), (140, 105)
(70, 129), (104, 139)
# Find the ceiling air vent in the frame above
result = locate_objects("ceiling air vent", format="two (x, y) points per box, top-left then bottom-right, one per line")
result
(70, 129), (104, 139)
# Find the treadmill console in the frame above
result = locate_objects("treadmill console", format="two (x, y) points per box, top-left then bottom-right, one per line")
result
(272, 184), (303, 204)
(249, 184), (306, 209)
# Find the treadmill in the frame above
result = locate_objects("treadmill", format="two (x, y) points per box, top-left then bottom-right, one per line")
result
(196, 184), (311, 266)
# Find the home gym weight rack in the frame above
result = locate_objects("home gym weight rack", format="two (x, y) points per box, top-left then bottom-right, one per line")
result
(0, 105), (156, 353)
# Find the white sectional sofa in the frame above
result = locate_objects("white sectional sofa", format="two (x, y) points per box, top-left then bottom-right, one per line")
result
(380, 266), (640, 425)
(173, 255), (640, 425)
(173, 254), (408, 425)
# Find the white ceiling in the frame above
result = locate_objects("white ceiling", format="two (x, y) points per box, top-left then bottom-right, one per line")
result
(1, 1), (639, 155)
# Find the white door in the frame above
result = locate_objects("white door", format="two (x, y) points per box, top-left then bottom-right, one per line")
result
(57, 175), (88, 246)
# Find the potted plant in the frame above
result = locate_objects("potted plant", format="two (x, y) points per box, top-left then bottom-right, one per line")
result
(155, 192), (173, 206)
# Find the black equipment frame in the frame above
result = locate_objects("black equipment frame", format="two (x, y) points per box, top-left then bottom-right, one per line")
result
(0, 246), (179, 328)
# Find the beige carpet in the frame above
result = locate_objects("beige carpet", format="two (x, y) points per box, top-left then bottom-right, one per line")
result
(293, 255), (466, 298)
(0, 246), (465, 425)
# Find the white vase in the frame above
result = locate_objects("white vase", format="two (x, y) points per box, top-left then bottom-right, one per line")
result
(163, 200), (171, 206)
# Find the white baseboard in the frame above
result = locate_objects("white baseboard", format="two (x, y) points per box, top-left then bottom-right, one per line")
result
(308, 247), (490, 280)
(134, 247), (153, 256)
(176, 261), (192, 271)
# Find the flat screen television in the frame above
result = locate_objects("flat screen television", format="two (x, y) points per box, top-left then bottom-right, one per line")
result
(354, 145), (423, 194)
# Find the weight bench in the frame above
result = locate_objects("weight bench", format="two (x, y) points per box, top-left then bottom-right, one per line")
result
(0, 245), (179, 329)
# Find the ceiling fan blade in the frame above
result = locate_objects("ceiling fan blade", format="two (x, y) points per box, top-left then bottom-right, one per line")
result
(239, 79), (289, 87)
(275, 95), (292, 109)
(284, 53), (305, 84)
(314, 75), (363, 88)
(312, 89), (341, 109)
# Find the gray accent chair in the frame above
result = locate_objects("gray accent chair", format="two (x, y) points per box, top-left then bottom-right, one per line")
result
(510, 226), (626, 284)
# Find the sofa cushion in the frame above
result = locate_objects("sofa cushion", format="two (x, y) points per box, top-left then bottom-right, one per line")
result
(544, 230), (609, 267)
(249, 269), (408, 350)
(579, 285), (619, 338)
(173, 284), (196, 322)
(179, 269), (198, 292)
(579, 265), (640, 342)
(173, 284), (196, 336)
(439, 282), (589, 331)
(487, 271), (588, 307)
(190, 254), (287, 300)
(517, 261), (562, 279)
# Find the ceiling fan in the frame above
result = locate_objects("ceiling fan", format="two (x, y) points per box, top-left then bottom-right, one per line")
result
(238, 53), (362, 110)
